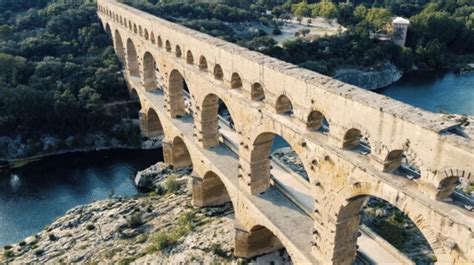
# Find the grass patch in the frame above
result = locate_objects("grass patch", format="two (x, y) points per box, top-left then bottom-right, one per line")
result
(127, 213), (143, 229)
(164, 175), (179, 194)
(146, 211), (197, 253)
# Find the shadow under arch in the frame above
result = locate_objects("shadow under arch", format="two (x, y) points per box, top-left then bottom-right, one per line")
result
(144, 108), (164, 138)
(126, 39), (139, 77)
(249, 130), (311, 194)
(234, 224), (292, 263)
(142, 51), (158, 91)
(275, 95), (293, 115)
(105, 23), (112, 37)
(113, 30), (125, 64)
(170, 136), (193, 169)
(168, 69), (191, 118)
(192, 171), (232, 208)
(199, 93), (238, 149)
(328, 183), (440, 264)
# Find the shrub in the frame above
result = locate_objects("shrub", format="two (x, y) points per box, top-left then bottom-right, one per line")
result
(127, 213), (143, 229)
(86, 224), (95, 231)
(164, 175), (179, 194)
(48, 233), (58, 241)
(18, 241), (26, 247)
(3, 245), (12, 250)
(148, 232), (176, 252)
(210, 243), (227, 257)
(3, 250), (14, 258)
(34, 249), (44, 256)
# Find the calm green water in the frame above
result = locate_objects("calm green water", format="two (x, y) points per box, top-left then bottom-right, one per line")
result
(377, 71), (474, 115)
(0, 148), (163, 247)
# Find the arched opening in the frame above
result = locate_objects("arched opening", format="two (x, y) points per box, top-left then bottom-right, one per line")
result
(192, 171), (231, 207)
(133, 23), (137, 34)
(105, 23), (112, 37)
(214, 64), (223, 80)
(275, 95), (293, 115)
(343, 128), (371, 155)
(383, 150), (420, 180)
(150, 32), (155, 44)
(307, 110), (329, 133)
(332, 195), (436, 264)
(234, 225), (289, 262)
(200, 94), (236, 149)
(139, 25), (143, 37)
(186, 50), (194, 64)
(143, 52), (158, 91)
(175, 45), (182, 58)
(250, 132), (311, 195)
(119, 16), (122, 25)
(126, 39), (139, 77)
(128, 21), (132, 31)
(251, 83), (265, 101)
(158, 36), (163, 48)
(168, 70), (188, 118)
(230, 72), (242, 89)
(145, 108), (163, 138)
(436, 173), (473, 209)
(113, 30), (125, 64)
(199, 56), (208, 71)
(124, 18), (127, 27)
(165, 40), (171, 52)
(171, 136), (192, 169)
(144, 29), (149, 40)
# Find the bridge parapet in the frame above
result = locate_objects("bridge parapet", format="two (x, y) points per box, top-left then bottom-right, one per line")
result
(97, 1), (474, 264)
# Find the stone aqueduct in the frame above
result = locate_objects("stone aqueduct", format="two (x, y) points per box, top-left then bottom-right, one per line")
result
(97, 0), (474, 263)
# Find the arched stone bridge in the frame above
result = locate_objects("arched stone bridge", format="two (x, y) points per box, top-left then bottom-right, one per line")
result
(97, 0), (474, 263)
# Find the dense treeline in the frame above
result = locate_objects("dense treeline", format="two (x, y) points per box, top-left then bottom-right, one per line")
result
(0, 0), (130, 138)
(124, 0), (474, 74)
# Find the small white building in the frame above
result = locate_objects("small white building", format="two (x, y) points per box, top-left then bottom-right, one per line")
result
(392, 17), (410, 47)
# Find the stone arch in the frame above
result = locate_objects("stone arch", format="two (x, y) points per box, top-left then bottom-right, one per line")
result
(170, 136), (193, 169)
(150, 32), (155, 44)
(126, 39), (139, 77)
(119, 16), (123, 25)
(251, 82), (265, 101)
(234, 224), (288, 261)
(275, 95), (293, 115)
(434, 169), (472, 201)
(326, 182), (443, 265)
(383, 149), (420, 179)
(144, 28), (149, 40)
(128, 21), (132, 31)
(124, 18), (127, 27)
(192, 171), (231, 207)
(214, 64), (223, 80)
(175, 45), (182, 58)
(143, 108), (164, 138)
(105, 23), (112, 36)
(168, 69), (187, 118)
(199, 56), (208, 71)
(230, 72), (242, 89)
(158, 36), (163, 48)
(199, 93), (238, 149)
(343, 128), (371, 154)
(307, 110), (329, 133)
(165, 40), (171, 52)
(113, 30), (125, 63)
(142, 51), (158, 91)
(186, 50), (194, 64)
(133, 23), (137, 34)
(249, 131), (310, 193)
(139, 25), (143, 37)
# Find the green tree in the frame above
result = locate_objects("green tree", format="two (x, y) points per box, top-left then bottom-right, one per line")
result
(365, 7), (391, 32)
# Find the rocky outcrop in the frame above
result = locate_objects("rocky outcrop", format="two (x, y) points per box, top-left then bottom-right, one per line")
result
(0, 162), (291, 264)
(334, 63), (402, 90)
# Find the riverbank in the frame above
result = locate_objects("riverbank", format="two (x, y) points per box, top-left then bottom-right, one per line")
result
(0, 136), (162, 173)
(0, 162), (290, 264)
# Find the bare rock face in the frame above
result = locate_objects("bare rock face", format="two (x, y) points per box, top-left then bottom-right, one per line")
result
(0, 162), (291, 264)
(334, 63), (402, 90)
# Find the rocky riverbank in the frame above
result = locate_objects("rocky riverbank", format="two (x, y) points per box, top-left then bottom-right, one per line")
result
(334, 63), (402, 90)
(0, 162), (291, 264)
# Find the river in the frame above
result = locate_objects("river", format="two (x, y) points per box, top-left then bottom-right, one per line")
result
(0, 148), (163, 247)
(377, 71), (474, 115)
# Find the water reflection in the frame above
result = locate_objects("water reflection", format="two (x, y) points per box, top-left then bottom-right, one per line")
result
(0, 148), (162, 247)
